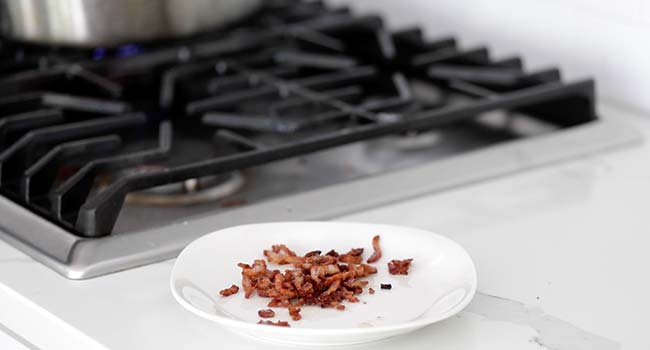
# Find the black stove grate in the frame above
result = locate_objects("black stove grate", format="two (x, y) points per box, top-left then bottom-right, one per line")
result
(0, 0), (596, 237)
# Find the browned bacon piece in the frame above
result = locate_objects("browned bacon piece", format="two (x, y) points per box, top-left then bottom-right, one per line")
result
(264, 244), (301, 265)
(258, 309), (275, 318)
(304, 250), (322, 257)
(366, 235), (382, 263)
(388, 259), (413, 275)
(258, 320), (290, 327)
(288, 304), (302, 321)
(339, 248), (364, 264)
(325, 249), (339, 257)
(219, 284), (239, 297)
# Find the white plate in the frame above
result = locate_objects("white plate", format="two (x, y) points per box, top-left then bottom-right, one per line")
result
(170, 222), (477, 347)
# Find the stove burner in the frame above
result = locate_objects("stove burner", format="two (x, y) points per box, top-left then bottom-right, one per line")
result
(125, 169), (245, 207)
(394, 131), (443, 151)
(0, 0), (600, 240)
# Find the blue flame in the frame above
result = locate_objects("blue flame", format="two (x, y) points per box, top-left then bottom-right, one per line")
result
(93, 44), (144, 61)
(117, 44), (143, 57)
(92, 47), (107, 60)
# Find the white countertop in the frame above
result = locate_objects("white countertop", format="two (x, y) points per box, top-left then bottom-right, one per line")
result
(0, 324), (30, 350)
(0, 103), (648, 350)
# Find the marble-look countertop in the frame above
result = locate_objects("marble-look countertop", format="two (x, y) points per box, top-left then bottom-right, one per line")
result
(0, 103), (648, 349)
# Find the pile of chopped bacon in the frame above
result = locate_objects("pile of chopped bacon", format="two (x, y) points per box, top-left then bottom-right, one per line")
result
(240, 245), (377, 316)
(220, 235), (413, 326)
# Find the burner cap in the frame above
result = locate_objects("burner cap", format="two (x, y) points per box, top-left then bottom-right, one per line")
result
(105, 166), (246, 206)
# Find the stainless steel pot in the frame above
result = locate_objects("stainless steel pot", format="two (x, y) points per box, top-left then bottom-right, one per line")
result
(0, 0), (262, 47)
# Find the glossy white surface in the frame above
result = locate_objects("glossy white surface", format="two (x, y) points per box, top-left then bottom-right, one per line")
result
(0, 327), (29, 350)
(0, 103), (648, 350)
(171, 222), (477, 346)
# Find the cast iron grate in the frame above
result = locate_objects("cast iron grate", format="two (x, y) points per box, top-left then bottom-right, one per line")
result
(0, 0), (596, 237)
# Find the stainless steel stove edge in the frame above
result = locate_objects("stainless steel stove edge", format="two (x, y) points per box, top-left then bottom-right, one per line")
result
(0, 119), (642, 279)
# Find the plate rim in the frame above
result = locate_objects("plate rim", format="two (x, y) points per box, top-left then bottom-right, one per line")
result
(170, 221), (478, 336)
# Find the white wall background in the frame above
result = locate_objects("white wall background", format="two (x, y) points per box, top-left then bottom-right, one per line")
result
(332, 0), (650, 114)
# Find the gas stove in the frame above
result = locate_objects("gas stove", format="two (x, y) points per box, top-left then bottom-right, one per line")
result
(0, 0), (639, 279)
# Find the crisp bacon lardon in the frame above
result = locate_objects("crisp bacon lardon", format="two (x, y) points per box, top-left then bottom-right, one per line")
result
(258, 320), (290, 327)
(238, 259), (277, 298)
(288, 304), (302, 321)
(366, 235), (382, 263)
(338, 248), (364, 264)
(325, 249), (339, 257)
(258, 309), (275, 318)
(388, 259), (413, 275)
(264, 244), (301, 265)
(219, 284), (239, 297)
(304, 250), (322, 257)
